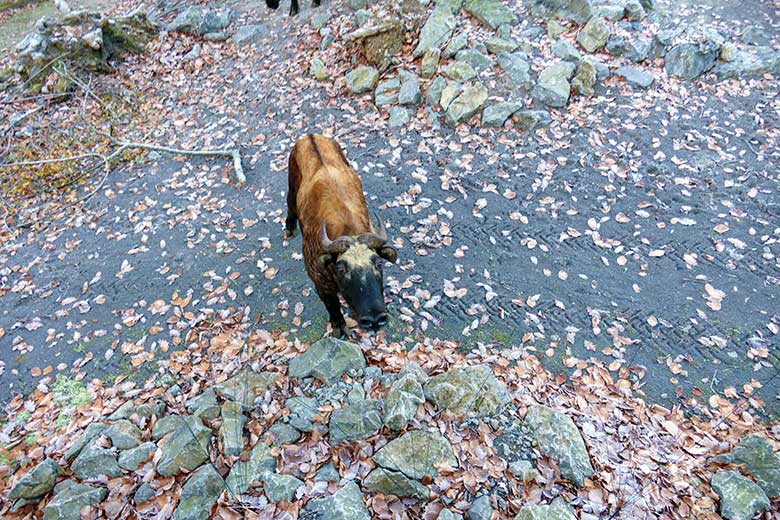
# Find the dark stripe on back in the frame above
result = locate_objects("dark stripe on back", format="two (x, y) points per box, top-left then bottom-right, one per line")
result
(334, 141), (349, 166)
(308, 134), (324, 165)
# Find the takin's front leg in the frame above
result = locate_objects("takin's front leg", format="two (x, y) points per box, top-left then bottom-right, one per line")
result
(318, 290), (347, 338)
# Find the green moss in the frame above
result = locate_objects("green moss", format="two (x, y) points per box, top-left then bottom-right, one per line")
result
(24, 433), (37, 446)
(11, 410), (31, 426)
(53, 376), (90, 409)
(55, 413), (72, 431)
(73, 343), (87, 354)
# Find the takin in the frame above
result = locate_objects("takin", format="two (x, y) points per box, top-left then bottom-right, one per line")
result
(285, 134), (398, 337)
(265, 0), (319, 16)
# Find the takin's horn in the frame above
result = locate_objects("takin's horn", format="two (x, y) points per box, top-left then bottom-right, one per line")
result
(320, 221), (354, 254)
(358, 212), (389, 249)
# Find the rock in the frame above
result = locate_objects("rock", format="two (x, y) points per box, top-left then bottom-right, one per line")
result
(546, 20), (566, 39)
(156, 415), (212, 477)
(508, 460), (539, 482)
(216, 369), (275, 408)
(711, 470), (770, 520)
(9, 459), (62, 500)
(413, 7), (457, 58)
(364, 468), (429, 499)
(321, 30), (335, 50)
(173, 465), (224, 520)
(384, 371), (425, 430)
(438, 510), (464, 520)
(329, 400), (383, 443)
(287, 396), (319, 420)
(524, 405), (593, 486)
(43, 482), (106, 520)
(514, 498), (577, 520)
(528, 0), (593, 24)
(468, 495), (493, 520)
(444, 32), (469, 59)
(425, 364), (509, 416)
(309, 57), (329, 80)
(264, 473), (303, 503)
(532, 61), (575, 108)
(104, 419), (142, 449)
(624, 0), (646, 21)
(426, 76), (448, 106)
(486, 37), (518, 55)
(445, 83), (488, 126)
(152, 415), (185, 440)
(64, 422), (107, 461)
(665, 42), (717, 79)
(220, 401), (247, 457)
(440, 81), (463, 110)
(311, 12), (330, 29)
(615, 66), (654, 87)
(436, 0), (464, 13)
(186, 389), (221, 420)
(720, 43), (738, 62)
(514, 109), (551, 131)
(71, 443), (122, 480)
(118, 442), (155, 471)
(592, 5), (624, 20)
(373, 430), (457, 478)
(577, 17), (610, 53)
(225, 442), (276, 495)
(301, 481), (371, 520)
(589, 57), (609, 79)
(552, 39), (581, 62)
(497, 52), (532, 86)
(606, 35), (627, 56)
(464, 0), (518, 29)
(136, 400), (165, 419)
(713, 47), (780, 78)
(168, 6), (232, 37)
(269, 422), (302, 445)
(399, 76), (422, 105)
(134, 482), (156, 504)
(421, 48), (441, 78)
(375, 78), (402, 106)
(350, 0), (370, 8)
(203, 31), (230, 42)
(443, 61), (477, 81)
(740, 27), (771, 46)
(289, 337), (367, 384)
(571, 59), (596, 96)
(625, 38), (652, 62)
(482, 101), (524, 127)
(456, 49), (496, 70)
(712, 436), (780, 498)
(354, 10), (371, 27)
(317, 462), (341, 482)
(389, 107), (411, 127)
(347, 21), (404, 71)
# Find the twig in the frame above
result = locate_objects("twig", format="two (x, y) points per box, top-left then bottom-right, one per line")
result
(0, 152), (106, 168)
(0, 92), (73, 105)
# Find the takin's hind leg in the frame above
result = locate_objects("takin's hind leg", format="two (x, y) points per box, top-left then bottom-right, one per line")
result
(285, 147), (301, 238)
(312, 0), (320, 7)
(319, 290), (347, 338)
(289, 0), (299, 16)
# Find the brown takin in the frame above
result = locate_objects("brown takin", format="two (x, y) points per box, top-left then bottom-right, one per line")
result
(285, 134), (398, 337)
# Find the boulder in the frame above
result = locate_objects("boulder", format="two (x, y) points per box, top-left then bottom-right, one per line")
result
(329, 400), (383, 443)
(152, 415), (185, 440)
(9, 459), (62, 500)
(570, 59), (596, 96)
(514, 109), (552, 131)
(711, 470), (770, 520)
(373, 430), (458, 478)
(269, 422), (302, 445)
(156, 416), (212, 477)
(173, 465), (225, 520)
(118, 442), (155, 471)
(577, 17), (610, 53)
(225, 442), (276, 495)
(514, 498), (577, 520)
(532, 61), (575, 108)
(508, 460), (539, 482)
(233, 24), (269, 45)
(468, 495), (494, 520)
(444, 32), (469, 58)
(421, 48), (441, 78)
(399, 75), (422, 105)
(220, 401), (247, 457)
(443, 61), (477, 81)
(426, 76), (448, 106)
(425, 364), (508, 416)
(289, 337), (366, 384)
(384, 371), (425, 430)
(316, 462), (341, 482)
(615, 66), (654, 87)
(186, 388), (221, 420)
(375, 78), (402, 106)
(43, 481), (106, 520)
(104, 419), (142, 449)
(439, 510), (464, 520)
(524, 405), (593, 486)
(440, 81), (463, 110)
(363, 468), (429, 499)
(168, 6), (232, 37)
(552, 39), (581, 62)
(134, 482), (156, 504)
(527, 0), (593, 24)
(413, 7), (457, 58)
(264, 473), (303, 503)
(625, 38), (652, 62)
(310, 57), (329, 81)
(624, 0), (646, 21)
(389, 107), (411, 127)
(71, 444), (122, 480)
(346, 21), (404, 71)
(456, 49), (496, 70)
(436, 0), (464, 13)
(497, 53), (532, 86)
(482, 101), (524, 127)
(445, 84), (488, 127)
(215, 369), (275, 408)
(301, 481), (371, 520)
(64, 422), (106, 461)
(592, 5), (624, 20)
(486, 37), (519, 55)
(712, 436), (780, 498)
(464, 0), (519, 29)
(720, 42), (738, 62)
(713, 47), (780, 79)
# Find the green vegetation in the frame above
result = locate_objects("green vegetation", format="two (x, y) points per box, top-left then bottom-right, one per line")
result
(53, 375), (90, 409)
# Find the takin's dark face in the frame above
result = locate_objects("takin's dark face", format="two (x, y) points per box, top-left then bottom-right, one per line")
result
(321, 242), (397, 331)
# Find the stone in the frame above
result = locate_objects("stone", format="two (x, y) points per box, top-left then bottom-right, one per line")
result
(64, 422), (107, 461)
(552, 39), (581, 62)
(134, 482), (156, 504)
(225, 442), (276, 495)
(464, 0), (519, 29)
(384, 372), (425, 430)
(711, 470), (770, 520)
(118, 442), (155, 471)
(269, 422), (302, 445)
(592, 5), (624, 20)
(9, 459), (62, 500)
(373, 430), (457, 478)
(71, 443), (122, 480)
(152, 415), (185, 440)
(168, 7), (232, 37)
(375, 78), (402, 106)
(289, 337), (367, 384)
(350, 0), (370, 8)
(712, 436), (780, 498)
(482, 101), (524, 127)
(108, 401), (135, 421)
(399, 76), (422, 105)
(413, 7), (457, 57)
(317, 462), (341, 482)
(44, 482), (106, 520)
(624, 0), (646, 21)
(528, 0), (593, 24)
(440, 81), (463, 110)
(740, 27), (771, 47)
(720, 43), (738, 62)
(264, 473), (303, 503)
(425, 364), (509, 416)
(311, 12), (330, 29)
(665, 42), (717, 79)
(216, 370), (275, 408)
(347, 66), (381, 94)
(287, 396), (319, 421)
(546, 20), (566, 39)
(514, 498), (577, 520)
(625, 38), (652, 62)
(186, 389), (220, 420)
(421, 48), (441, 78)
(329, 400), (383, 443)
(220, 401), (247, 457)
(524, 405), (593, 486)
(606, 35), (627, 56)
(438, 510), (464, 520)
(136, 400), (165, 419)
(469, 496), (494, 520)
(347, 21), (404, 70)
(310, 57), (329, 81)
(456, 49), (496, 70)
(486, 37), (519, 55)
(615, 66), (654, 87)
(508, 460), (539, 482)
(389, 107), (411, 127)
(514, 109), (551, 131)
(156, 416), (212, 477)
(443, 61), (477, 81)
(104, 419), (142, 449)
(173, 465), (224, 520)
(203, 32), (230, 42)
(445, 84), (488, 127)
(570, 59), (596, 96)
(364, 468), (429, 499)
(426, 77), (448, 106)
(589, 57), (609, 79)
(532, 61), (575, 108)
(354, 10), (371, 27)
(301, 481), (371, 520)
(497, 52), (532, 86)
(714, 47), (780, 79)
(444, 32), (469, 59)
(577, 17), (610, 53)
(436, 0), (464, 13)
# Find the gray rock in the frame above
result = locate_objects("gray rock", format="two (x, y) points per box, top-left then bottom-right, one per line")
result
(532, 61), (575, 108)
(514, 497), (577, 520)
(456, 49), (496, 70)
(156, 415), (212, 477)
(482, 101), (524, 127)
(310, 57), (329, 81)
(329, 400), (383, 443)
(220, 401), (246, 457)
(216, 369), (275, 408)
(301, 481), (371, 520)
(350, 0), (370, 8)
(445, 83), (488, 126)
(624, 0), (646, 21)
(108, 402), (136, 421)
(118, 442), (155, 471)
(311, 12), (330, 29)
(421, 48), (441, 78)
(186, 388), (220, 420)
(289, 337), (367, 384)
(589, 57), (609, 79)
(287, 396), (320, 421)
(615, 66), (654, 87)
(486, 37), (519, 55)
(444, 32), (469, 59)
(264, 473), (303, 503)
(443, 61), (477, 81)
(44, 482), (106, 520)
(440, 81), (463, 110)
(389, 107), (411, 127)
(665, 42), (717, 79)
(104, 419), (142, 449)
(203, 31), (230, 42)
(546, 20), (566, 39)
(571, 59), (596, 96)
(592, 5), (625, 20)
(225, 442), (276, 495)
(134, 482), (156, 504)
(269, 422), (302, 445)
(714, 47), (780, 78)
(373, 430), (457, 478)
(426, 76), (448, 106)
(552, 39), (581, 62)
(347, 66), (381, 94)
(625, 38), (652, 62)
(424, 364), (509, 416)
(528, 0), (593, 24)
(524, 405), (593, 486)
(413, 7), (457, 57)
(468, 495), (493, 520)
(64, 422), (106, 461)
(321, 31), (335, 50)
(168, 7), (232, 37)
(347, 21), (404, 71)
(436, 0), (464, 13)
(497, 52), (532, 86)
(740, 27), (771, 46)
(354, 10), (371, 27)
(71, 443), (122, 480)
(606, 35), (627, 56)
(464, 0), (519, 29)
(711, 470), (770, 520)
(438, 510), (464, 520)
(135, 400), (165, 419)
(577, 17), (610, 53)
(508, 460), (539, 482)
(364, 467), (429, 499)
(375, 78), (402, 106)
(173, 465), (224, 520)
(152, 415), (185, 440)
(712, 436), (780, 498)
(720, 42), (738, 62)
(384, 372), (425, 430)
(9, 459), (62, 500)
(514, 109), (552, 131)
(399, 76), (422, 105)
(317, 462), (341, 482)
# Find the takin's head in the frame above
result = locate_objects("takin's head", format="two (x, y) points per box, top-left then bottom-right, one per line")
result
(319, 215), (398, 332)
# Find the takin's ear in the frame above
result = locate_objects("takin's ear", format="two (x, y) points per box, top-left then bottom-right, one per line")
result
(378, 246), (398, 264)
